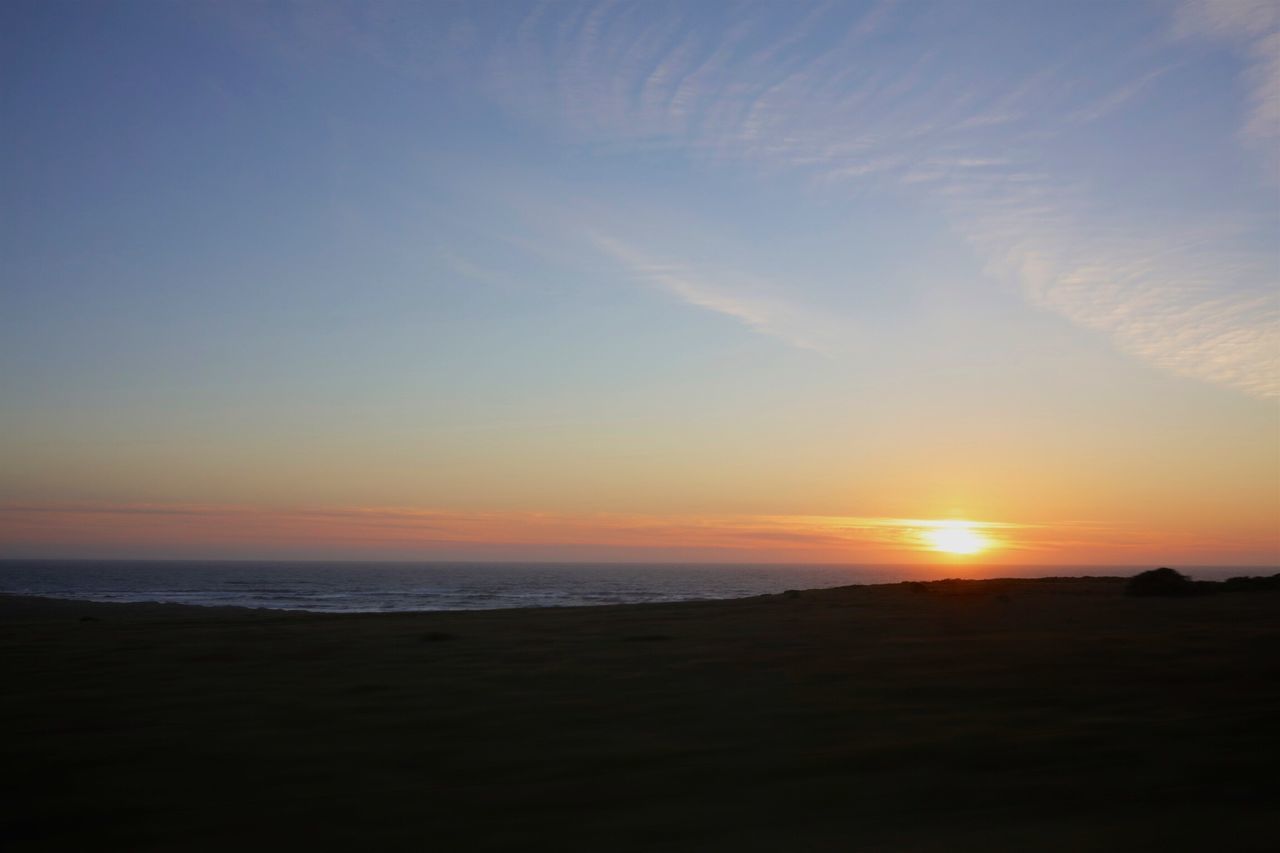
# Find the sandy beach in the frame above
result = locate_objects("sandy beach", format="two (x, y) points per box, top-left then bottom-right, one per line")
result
(2, 577), (1276, 851)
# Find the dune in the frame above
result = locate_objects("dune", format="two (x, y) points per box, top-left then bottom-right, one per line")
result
(1, 577), (1276, 851)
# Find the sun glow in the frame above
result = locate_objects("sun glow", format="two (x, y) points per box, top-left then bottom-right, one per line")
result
(922, 521), (990, 555)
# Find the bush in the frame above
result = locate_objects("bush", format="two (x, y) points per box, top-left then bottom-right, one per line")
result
(1222, 574), (1280, 592)
(1125, 568), (1197, 597)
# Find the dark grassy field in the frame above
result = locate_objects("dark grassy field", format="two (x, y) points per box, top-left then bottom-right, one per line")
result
(2, 577), (1277, 851)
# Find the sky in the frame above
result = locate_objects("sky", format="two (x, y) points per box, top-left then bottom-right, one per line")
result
(1, 0), (1277, 566)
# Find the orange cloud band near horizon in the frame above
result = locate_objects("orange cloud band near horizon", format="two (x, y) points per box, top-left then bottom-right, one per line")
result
(1, 502), (1276, 565)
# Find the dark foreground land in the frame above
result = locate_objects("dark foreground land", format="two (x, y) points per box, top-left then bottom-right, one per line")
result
(2, 578), (1277, 852)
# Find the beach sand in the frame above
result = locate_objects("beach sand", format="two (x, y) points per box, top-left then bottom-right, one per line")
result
(2, 578), (1276, 851)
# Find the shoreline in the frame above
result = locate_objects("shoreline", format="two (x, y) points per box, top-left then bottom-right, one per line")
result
(0, 576), (1131, 619)
(3, 576), (1276, 850)
(0, 575), (1119, 615)
(4, 563), (1272, 619)
(2, 569), (1272, 617)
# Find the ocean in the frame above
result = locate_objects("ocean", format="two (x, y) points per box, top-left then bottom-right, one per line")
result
(0, 560), (1265, 613)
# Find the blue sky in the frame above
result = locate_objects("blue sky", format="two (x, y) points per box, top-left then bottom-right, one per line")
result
(1, 1), (1277, 562)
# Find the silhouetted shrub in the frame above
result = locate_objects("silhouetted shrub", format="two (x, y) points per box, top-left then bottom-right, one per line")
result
(1222, 574), (1280, 592)
(1125, 568), (1197, 597)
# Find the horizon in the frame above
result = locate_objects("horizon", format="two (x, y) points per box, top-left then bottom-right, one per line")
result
(3, 556), (1277, 573)
(3, 1), (1278, 566)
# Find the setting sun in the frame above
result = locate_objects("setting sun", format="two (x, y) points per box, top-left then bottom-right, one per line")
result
(922, 522), (990, 556)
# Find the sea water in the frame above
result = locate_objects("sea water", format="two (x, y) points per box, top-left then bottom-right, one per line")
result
(0, 560), (1263, 613)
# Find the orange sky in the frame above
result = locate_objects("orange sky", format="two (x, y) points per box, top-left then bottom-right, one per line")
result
(2, 503), (1275, 565)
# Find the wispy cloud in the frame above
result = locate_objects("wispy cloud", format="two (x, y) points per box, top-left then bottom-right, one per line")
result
(209, 1), (1279, 398)
(973, 223), (1280, 398)
(468, 1), (1278, 397)
(1068, 67), (1171, 124)
(5, 502), (1272, 563)
(589, 233), (838, 353)
(437, 249), (518, 291)
(1175, 0), (1280, 151)
(0, 501), (1185, 562)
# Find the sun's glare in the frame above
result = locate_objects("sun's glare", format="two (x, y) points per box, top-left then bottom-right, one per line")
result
(922, 521), (990, 555)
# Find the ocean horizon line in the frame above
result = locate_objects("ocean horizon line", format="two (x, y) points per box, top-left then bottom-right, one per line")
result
(2, 557), (1277, 570)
